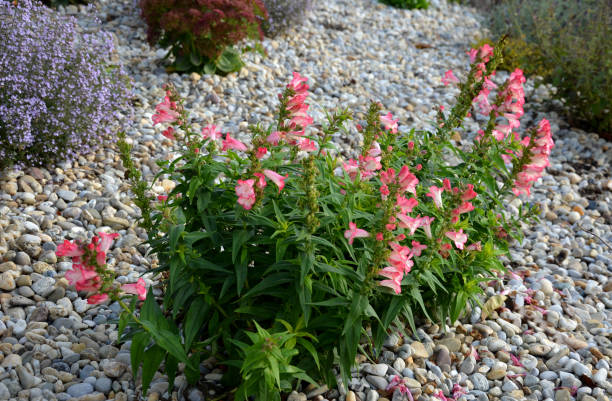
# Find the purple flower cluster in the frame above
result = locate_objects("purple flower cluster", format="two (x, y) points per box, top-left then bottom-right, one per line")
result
(261, 0), (311, 37)
(0, 0), (131, 168)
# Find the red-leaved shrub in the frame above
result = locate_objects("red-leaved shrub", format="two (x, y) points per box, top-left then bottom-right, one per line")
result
(140, 0), (267, 73)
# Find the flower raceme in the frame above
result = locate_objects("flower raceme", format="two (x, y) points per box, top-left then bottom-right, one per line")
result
(152, 94), (180, 125)
(56, 233), (147, 304)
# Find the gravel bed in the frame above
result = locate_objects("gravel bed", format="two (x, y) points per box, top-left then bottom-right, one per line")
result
(0, 0), (610, 400)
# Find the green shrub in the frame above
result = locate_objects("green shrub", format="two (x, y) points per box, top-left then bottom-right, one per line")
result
(472, 37), (550, 78)
(379, 0), (429, 10)
(114, 44), (555, 399)
(487, 0), (612, 136)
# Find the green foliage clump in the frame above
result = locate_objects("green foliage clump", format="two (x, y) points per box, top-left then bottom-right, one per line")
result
(487, 0), (612, 136)
(379, 0), (429, 10)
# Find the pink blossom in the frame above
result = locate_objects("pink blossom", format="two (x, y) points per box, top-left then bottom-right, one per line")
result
(344, 222), (370, 245)
(263, 169), (288, 193)
(380, 112), (398, 133)
(87, 293), (109, 305)
(235, 179), (256, 210)
(479, 44), (494, 62)
(461, 184), (477, 201)
(121, 278), (147, 301)
(287, 92), (308, 109)
(266, 131), (283, 145)
(222, 134), (248, 152)
(468, 48), (479, 63)
(376, 232), (384, 241)
(397, 214), (421, 236)
(287, 72), (309, 93)
(253, 173), (267, 189)
(298, 138), (317, 152)
(419, 216), (435, 238)
(397, 166), (418, 195)
(65, 264), (97, 287)
(466, 241), (482, 251)
(162, 127), (175, 140)
(389, 242), (414, 274)
(342, 159), (360, 181)
(368, 142), (382, 157)
(97, 232), (119, 254)
(380, 185), (390, 197)
(202, 124), (222, 140)
(380, 168), (396, 185)
(411, 241), (427, 257)
(360, 155), (382, 172)
(445, 229), (468, 250)
(56, 240), (84, 259)
(396, 196), (418, 214)
(443, 178), (452, 192)
(157, 195), (168, 201)
(379, 267), (403, 294)
(256, 147), (268, 159)
(426, 185), (444, 208)
(152, 96), (179, 125)
(451, 201), (474, 222)
(442, 70), (460, 86)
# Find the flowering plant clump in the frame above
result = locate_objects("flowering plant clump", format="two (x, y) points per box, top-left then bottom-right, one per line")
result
(260, 0), (312, 37)
(56, 233), (147, 304)
(0, 0), (131, 168)
(117, 42), (552, 400)
(140, 0), (267, 74)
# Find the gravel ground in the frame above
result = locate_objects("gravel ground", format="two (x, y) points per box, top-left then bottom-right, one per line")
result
(0, 0), (610, 400)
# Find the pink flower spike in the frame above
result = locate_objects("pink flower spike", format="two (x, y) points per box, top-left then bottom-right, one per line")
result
(56, 240), (85, 258)
(380, 112), (398, 134)
(443, 178), (452, 192)
(157, 195), (168, 202)
(445, 229), (468, 250)
(202, 124), (222, 140)
(263, 169), (288, 193)
(122, 278), (147, 301)
(162, 127), (175, 140)
(442, 70), (460, 86)
(344, 222), (370, 245)
(396, 196), (418, 214)
(222, 134), (248, 152)
(87, 293), (109, 305)
(426, 185), (444, 209)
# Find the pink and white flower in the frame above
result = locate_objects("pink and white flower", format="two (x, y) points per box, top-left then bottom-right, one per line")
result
(121, 278), (147, 301)
(344, 222), (370, 245)
(445, 229), (468, 250)
(426, 185), (444, 209)
(380, 112), (398, 134)
(263, 169), (288, 193)
(222, 134), (248, 152)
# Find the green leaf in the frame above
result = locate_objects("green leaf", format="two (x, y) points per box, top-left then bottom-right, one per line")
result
(169, 224), (185, 252)
(165, 354), (179, 394)
(141, 322), (189, 363)
(184, 301), (208, 350)
(204, 61), (216, 75)
(130, 331), (149, 379)
(173, 56), (192, 72)
(216, 47), (244, 73)
(297, 338), (320, 370)
(141, 345), (166, 396)
(189, 52), (203, 66)
(232, 230), (251, 264)
(236, 247), (248, 296)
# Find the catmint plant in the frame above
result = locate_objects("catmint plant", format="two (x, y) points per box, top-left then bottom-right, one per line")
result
(115, 42), (553, 400)
(0, 0), (131, 168)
